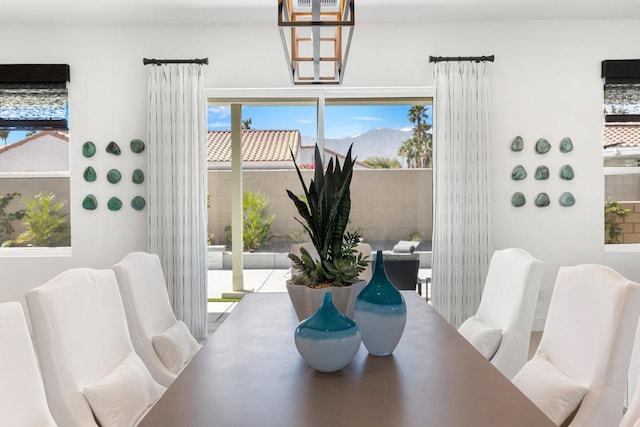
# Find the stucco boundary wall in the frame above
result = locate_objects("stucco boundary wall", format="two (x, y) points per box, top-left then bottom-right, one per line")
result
(0, 170), (433, 247)
(207, 168), (434, 247)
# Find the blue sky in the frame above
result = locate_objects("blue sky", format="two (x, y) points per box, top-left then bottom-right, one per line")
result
(207, 104), (432, 139)
(2, 131), (32, 145)
(0, 104), (433, 146)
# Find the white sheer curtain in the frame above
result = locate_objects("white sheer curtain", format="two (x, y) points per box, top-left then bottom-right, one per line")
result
(431, 60), (494, 328)
(147, 64), (208, 338)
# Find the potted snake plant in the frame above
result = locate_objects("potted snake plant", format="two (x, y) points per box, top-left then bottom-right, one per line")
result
(286, 143), (370, 320)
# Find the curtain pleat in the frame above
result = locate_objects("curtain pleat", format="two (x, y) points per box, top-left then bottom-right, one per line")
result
(431, 61), (493, 328)
(147, 64), (208, 338)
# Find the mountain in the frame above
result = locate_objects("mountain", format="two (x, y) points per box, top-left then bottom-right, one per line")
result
(301, 127), (413, 163)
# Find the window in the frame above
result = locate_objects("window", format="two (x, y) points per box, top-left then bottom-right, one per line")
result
(602, 60), (640, 246)
(205, 90), (432, 255)
(0, 64), (71, 249)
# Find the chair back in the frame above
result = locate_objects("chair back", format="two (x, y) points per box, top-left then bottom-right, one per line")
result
(535, 264), (640, 426)
(476, 248), (543, 378)
(0, 301), (57, 426)
(26, 268), (135, 427)
(112, 252), (179, 387)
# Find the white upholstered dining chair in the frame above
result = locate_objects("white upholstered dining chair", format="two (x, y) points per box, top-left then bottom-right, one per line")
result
(112, 251), (201, 388)
(620, 363), (640, 427)
(512, 264), (640, 427)
(457, 248), (544, 379)
(0, 301), (57, 427)
(26, 268), (165, 427)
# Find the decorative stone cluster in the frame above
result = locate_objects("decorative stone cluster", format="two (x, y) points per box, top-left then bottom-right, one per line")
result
(509, 136), (575, 208)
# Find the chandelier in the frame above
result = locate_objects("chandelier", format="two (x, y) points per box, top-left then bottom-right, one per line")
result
(278, 0), (354, 85)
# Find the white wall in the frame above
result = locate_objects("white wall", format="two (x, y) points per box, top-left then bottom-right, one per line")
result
(0, 19), (639, 328)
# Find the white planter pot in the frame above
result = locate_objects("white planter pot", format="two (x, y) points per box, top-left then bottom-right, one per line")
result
(286, 280), (366, 321)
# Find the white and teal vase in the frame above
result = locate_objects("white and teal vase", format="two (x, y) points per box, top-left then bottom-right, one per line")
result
(355, 250), (407, 356)
(294, 292), (361, 373)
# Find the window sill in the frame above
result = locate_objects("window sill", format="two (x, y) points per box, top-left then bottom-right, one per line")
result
(604, 243), (640, 253)
(0, 247), (72, 258)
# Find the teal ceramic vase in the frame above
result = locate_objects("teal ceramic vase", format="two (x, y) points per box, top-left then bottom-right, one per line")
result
(355, 250), (407, 356)
(294, 292), (361, 373)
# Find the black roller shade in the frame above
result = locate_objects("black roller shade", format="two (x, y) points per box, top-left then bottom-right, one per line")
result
(0, 64), (70, 83)
(602, 60), (640, 82)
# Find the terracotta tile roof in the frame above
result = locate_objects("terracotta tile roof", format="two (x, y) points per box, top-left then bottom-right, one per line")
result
(206, 130), (300, 163)
(603, 122), (640, 149)
(0, 130), (68, 154)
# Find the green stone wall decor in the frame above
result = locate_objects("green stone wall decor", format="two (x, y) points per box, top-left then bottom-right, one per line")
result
(535, 193), (550, 207)
(511, 165), (527, 181)
(83, 166), (97, 182)
(131, 196), (146, 211)
(106, 141), (121, 155)
(559, 137), (573, 153)
(511, 136), (523, 152)
(82, 195), (97, 210)
(132, 169), (144, 184)
(560, 164), (575, 180)
(559, 192), (575, 207)
(535, 138), (551, 154)
(82, 141), (96, 158)
(130, 139), (145, 153)
(107, 169), (122, 184)
(107, 197), (122, 211)
(511, 192), (526, 207)
(535, 166), (549, 180)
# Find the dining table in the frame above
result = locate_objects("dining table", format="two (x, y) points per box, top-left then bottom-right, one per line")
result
(139, 291), (554, 427)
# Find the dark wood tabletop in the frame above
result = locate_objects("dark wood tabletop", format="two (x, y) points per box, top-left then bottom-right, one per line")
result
(139, 291), (554, 427)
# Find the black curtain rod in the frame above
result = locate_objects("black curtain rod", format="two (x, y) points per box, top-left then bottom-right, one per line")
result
(429, 55), (495, 63)
(143, 58), (209, 65)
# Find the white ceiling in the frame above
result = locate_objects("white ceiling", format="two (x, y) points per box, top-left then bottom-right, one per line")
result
(3, 0), (640, 24)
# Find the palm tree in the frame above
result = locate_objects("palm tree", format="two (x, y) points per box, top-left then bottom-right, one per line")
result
(242, 118), (252, 130)
(398, 105), (432, 168)
(0, 131), (10, 146)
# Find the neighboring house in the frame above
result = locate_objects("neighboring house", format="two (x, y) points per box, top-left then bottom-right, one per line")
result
(207, 130), (300, 170)
(206, 130), (372, 170)
(0, 131), (69, 172)
(603, 122), (640, 167)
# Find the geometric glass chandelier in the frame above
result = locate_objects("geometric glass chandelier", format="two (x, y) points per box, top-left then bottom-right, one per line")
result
(278, 0), (354, 85)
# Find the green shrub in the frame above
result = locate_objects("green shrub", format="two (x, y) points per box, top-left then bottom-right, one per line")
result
(225, 190), (275, 251)
(604, 198), (630, 244)
(8, 192), (70, 247)
(0, 192), (26, 243)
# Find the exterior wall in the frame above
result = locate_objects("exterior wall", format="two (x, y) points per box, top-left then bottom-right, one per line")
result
(617, 202), (640, 244)
(605, 173), (640, 202)
(207, 168), (433, 248)
(0, 135), (69, 172)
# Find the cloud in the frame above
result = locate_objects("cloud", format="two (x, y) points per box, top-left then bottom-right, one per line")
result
(351, 116), (383, 121)
(208, 121), (230, 129)
(207, 106), (230, 118)
(399, 126), (413, 132)
(297, 118), (316, 124)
